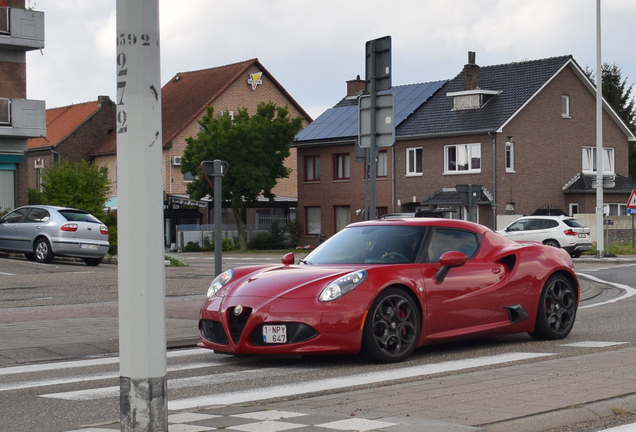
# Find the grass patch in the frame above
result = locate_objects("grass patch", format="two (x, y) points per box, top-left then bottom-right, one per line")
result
(582, 242), (636, 256)
(165, 254), (189, 267)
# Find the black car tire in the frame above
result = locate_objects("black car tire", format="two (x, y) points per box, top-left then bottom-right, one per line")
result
(361, 287), (420, 363)
(83, 257), (102, 266)
(33, 238), (54, 263)
(529, 274), (577, 340)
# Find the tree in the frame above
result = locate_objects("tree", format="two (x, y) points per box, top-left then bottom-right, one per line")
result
(586, 62), (636, 179)
(38, 159), (111, 220)
(180, 102), (304, 250)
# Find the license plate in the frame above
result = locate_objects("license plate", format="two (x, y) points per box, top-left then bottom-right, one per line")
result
(578, 234), (587, 238)
(80, 243), (98, 250)
(263, 325), (287, 343)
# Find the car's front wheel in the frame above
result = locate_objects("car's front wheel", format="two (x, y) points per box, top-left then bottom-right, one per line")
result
(33, 238), (54, 263)
(529, 274), (577, 340)
(361, 288), (420, 363)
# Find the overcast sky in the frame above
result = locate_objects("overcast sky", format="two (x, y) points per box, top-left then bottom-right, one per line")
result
(26, 0), (635, 120)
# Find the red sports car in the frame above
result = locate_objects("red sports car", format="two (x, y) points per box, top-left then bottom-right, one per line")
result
(198, 218), (579, 363)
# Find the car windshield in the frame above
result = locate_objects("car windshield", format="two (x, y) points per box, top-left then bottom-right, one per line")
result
(58, 210), (101, 223)
(303, 225), (427, 265)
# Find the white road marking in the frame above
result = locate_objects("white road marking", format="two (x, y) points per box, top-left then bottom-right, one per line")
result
(168, 352), (553, 411)
(562, 341), (627, 348)
(0, 271), (16, 275)
(598, 422), (636, 432)
(577, 273), (636, 309)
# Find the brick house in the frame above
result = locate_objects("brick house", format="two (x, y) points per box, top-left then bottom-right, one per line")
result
(90, 59), (311, 246)
(24, 96), (116, 195)
(293, 53), (636, 245)
(0, 0), (45, 210)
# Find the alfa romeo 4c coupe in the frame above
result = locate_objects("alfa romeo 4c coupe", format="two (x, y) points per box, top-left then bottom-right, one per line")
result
(198, 218), (579, 363)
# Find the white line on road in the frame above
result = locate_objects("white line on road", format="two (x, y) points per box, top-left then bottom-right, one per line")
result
(577, 273), (636, 309)
(168, 351), (553, 411)
(598, 422), (636, 432)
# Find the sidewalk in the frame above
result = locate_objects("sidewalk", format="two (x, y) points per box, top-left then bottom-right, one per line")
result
(1, 259), (636, 432)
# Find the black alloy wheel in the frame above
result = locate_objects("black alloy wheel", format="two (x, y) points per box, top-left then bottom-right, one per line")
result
(529, 274), (577, 340)
(362, 288), (420, 363)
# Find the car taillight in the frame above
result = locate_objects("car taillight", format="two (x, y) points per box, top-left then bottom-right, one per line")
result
(100, 226), (109, 235)
(563, 229), (576, 236)
(61, 223), (78, 232)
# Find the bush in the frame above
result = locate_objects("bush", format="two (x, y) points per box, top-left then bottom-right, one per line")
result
(102, 211), (117, 256)
(248, 232), (275, 250)
(285, 220), (303, 248)
(183, 241), (204, 252)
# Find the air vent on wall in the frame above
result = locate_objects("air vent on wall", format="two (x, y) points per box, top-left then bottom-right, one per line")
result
(172, 156), (182, 166)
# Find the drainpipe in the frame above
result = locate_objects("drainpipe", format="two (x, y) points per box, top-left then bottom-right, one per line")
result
(488, 132), (497, 230)
(391, 145), (395, 212)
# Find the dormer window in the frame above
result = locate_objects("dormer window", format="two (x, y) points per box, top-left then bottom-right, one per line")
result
(447, 89), (500, 110)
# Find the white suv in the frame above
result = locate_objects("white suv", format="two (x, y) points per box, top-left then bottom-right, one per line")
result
(497, 215), (592, 258)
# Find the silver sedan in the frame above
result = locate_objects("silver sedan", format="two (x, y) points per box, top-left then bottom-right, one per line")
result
(0, 205), (110, 266)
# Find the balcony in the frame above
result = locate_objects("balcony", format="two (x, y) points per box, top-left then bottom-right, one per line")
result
(0, 98), (46, 139)
(0, 7), (45, 51)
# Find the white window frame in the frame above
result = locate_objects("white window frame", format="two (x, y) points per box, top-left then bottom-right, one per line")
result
(376, 150), (388, 178)
(561, 95), (570, 118)
(444, 143), (481, 174)
(569, 203), (579, 216)
(582, 146), (614, 174)
(505, 141), (515, 173)
(406, 147), (422, 176)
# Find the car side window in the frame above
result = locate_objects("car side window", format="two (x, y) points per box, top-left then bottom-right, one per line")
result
(1, 209), (28, 223)
(525, 219), (543, 230)
(507, 220), (527, 231)
(426, 228), (480, 263)
(25, 208), (50, 223)
(546, 220), (559, 229)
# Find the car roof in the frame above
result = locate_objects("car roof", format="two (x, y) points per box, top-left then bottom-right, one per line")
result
(348, 217), (492, 234)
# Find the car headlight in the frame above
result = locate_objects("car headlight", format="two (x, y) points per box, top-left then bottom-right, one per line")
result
(319, 270), (366, 302)
(207, 270), (234, 298)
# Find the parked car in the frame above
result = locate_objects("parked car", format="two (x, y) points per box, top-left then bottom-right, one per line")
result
(198, 217), (579, 363)
(0, 205), (109, 266)
(497, 215), (592, 258)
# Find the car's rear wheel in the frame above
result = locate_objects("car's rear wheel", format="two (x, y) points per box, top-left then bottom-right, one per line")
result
(33, 238), (54, 263)
(543, 239), (560, 248)
(529, 274), (577, 340)
(362, 288), (420, 363)
(83, 257), (102, 266)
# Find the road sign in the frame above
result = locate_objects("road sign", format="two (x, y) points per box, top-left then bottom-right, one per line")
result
(627, 189), (636, 209)
(358, 93), (394, 148)
(365, 36), (391, 92)
(628, 208), (636, 215)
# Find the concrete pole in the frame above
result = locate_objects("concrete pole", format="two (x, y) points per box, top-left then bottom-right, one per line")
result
(595, 0), (604, 258)
(116, 1), (167, 430)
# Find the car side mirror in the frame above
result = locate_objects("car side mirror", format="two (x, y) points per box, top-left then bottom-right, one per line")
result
(435, 251), (467, 282)
(282, 252), (295, 266)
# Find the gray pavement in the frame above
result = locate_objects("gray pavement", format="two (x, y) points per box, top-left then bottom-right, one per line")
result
(1, 256), (636, 432)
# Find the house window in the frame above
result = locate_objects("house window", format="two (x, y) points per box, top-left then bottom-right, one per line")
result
(406, 147), (422, 176)
(306, 207), (321, 235)
(608, 203), (627, 216)
(582, 147), (614, 174)
(505, 141), (515, 172)
(569, 203), (579, 216)
(334, 206), (350, 232)
(376, 150), (388, 178)
(333, 153), (350, 180)
(0, 99), (10, 125)
(561, 95), (570, 118)
(445, 143), (481, 174)
(453, 94), (481, 110)
(183, 171), (195, 183)
(305, 155), (320, 181)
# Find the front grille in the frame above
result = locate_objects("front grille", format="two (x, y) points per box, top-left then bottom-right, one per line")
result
(250, 323), (319, 346)
(200, 319), (229, 345)
(229, 306), (252, 344)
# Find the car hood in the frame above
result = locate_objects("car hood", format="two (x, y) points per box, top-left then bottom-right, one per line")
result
(225, 264), (363, 300)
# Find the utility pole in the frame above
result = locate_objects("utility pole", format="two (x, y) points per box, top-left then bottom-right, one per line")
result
(595, 0), (604, 258)
(116, 1), (167, 430)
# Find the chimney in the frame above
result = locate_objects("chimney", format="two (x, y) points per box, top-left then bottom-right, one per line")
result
(346, 75), (365, 97)
(463, 51), (480, 90)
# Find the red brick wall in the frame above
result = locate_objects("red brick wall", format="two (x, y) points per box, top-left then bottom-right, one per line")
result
(0, 62), (27, 98)
(296, 143), (394, 244)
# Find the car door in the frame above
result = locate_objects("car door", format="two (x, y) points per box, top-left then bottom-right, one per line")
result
(421, 227), (507, 334)
(15, 208), (51, 252)
(0, 208), (30, 251)
(521, 218), (550, 243)
(502, 219), (529, 243)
